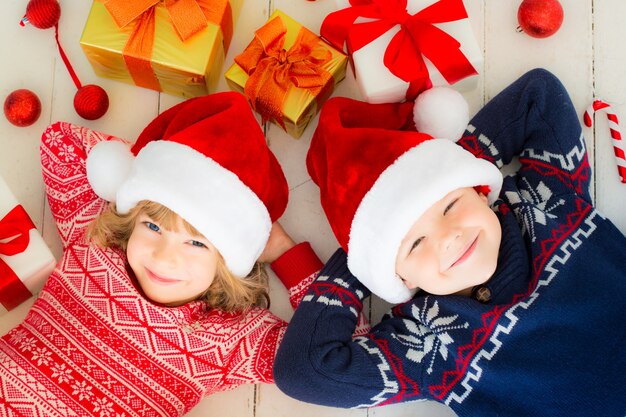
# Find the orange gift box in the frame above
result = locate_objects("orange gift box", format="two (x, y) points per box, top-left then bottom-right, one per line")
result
(80, 0), (241, 98)
(225, 10), (348, 138)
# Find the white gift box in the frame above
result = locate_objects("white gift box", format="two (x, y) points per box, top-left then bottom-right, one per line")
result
(331, 0), (482, 103)
(0, 176), (56, 315)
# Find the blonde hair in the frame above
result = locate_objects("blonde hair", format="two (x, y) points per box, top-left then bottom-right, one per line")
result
(89, 200), (269, 312)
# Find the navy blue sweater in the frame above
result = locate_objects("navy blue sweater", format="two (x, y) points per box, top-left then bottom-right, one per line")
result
(274, 69), (626, 416)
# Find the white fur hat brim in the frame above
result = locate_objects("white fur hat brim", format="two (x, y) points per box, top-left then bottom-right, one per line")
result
(113, 141), (271, 278)
(347, 139), (503, 304)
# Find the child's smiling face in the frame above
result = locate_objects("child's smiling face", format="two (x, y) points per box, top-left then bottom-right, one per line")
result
(395, 187), (502, 296)
(126, 213), (219, 306)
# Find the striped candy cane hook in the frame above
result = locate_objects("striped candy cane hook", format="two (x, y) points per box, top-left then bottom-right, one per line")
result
(583, 99), (626, 183)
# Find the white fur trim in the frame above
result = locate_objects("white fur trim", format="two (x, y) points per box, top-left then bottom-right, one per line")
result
(348, 140), (503, 304)
(413, 87), (469, 141)
(116, 141), (271, 277)
(86, 141), (134, 202)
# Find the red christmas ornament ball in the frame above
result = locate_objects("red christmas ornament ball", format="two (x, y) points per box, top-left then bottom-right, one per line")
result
(74, 85), (109, 120)
(518, 0), (564, 38)
(25, 0), (61, 29)
(4, 89), (42, 127)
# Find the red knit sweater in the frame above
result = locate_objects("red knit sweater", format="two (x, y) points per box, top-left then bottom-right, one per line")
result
(0, 122), (323, 417)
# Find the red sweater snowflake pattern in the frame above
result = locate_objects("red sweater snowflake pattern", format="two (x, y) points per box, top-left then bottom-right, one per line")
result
(0, 122), (323, 417)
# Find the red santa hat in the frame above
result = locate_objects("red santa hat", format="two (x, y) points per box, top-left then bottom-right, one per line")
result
(307, 87), (503, 303)
(86, 91), (288, 278)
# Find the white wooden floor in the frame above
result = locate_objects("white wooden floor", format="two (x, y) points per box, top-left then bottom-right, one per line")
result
(2, 0), (626, 416)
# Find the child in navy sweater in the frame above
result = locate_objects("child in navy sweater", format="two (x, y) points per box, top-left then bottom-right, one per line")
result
(274, 69), (626, 416)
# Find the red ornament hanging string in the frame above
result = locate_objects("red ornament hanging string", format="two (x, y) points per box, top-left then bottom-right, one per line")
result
(21, 0), (109, 120)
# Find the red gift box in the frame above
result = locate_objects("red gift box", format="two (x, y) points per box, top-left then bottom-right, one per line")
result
(0, 177), (56, 315)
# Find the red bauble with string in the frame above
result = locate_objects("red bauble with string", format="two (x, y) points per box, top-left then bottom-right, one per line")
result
(74, 85), (109, 120)
(25, 0), (60, 29)
(21, 0), (110, 120)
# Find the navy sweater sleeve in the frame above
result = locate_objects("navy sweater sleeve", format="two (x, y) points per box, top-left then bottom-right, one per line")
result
(459, 68), (592, 203)
(274, 249), (428, 408)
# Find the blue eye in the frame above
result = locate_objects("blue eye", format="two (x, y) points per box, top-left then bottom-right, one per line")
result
(144, 222), (160, 233)
(190, 240), (207, 248)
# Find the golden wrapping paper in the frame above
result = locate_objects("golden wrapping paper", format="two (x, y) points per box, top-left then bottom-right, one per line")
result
(225, 10), (347, 138)
(80, 0), (241, 98)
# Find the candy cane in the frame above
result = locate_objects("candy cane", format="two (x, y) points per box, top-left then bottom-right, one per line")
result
(583, 99), (626, 183)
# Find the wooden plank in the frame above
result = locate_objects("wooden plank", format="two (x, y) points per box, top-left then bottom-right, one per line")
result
(257, 384), (367, 417)
(483, 0), (595, 198)
(483, 0), (594, 195)
(485, 0), (593, 105)
(591, 0), (626, 233)
(369, 400), (458, 417)
(1, 0), (58, 329)
(186, 385), (256, 417)
(0, 0), (56, 233)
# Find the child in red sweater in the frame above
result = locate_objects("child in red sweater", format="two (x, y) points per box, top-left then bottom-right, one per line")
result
(0, 92), (324, 417)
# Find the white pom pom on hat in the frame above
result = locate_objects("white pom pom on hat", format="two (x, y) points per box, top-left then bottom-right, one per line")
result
(413, 86), (470, 142)
(86, 140), (134, 203)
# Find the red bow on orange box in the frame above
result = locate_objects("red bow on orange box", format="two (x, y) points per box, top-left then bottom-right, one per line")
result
(103, 0), (233, 91)
(0, 205), (36, 311)
(235, 16), (333, 128)
(321, 0), (477, 96)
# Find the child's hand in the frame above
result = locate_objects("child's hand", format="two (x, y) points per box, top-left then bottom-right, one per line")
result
(259, 222), (296, 264)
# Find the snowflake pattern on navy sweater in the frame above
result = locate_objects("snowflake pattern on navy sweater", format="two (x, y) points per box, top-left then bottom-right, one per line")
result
(274, 69), (626, 417)
(391, 298), (469, 375)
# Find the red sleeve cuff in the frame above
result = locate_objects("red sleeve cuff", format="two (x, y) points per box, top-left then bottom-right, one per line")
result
(270, 242), (323, 290)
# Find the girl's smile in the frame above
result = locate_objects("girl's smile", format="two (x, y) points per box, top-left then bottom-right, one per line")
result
(144, 267), (184, 286)
(126, 214), (219, 306)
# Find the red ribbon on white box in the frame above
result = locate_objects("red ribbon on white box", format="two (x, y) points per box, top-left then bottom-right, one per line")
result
(321, 0), (478, 99)
(0, 205), (36, 310)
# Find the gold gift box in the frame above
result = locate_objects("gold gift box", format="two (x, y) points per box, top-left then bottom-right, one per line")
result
(80, 0), (241, 98)
(225, 10), (347, 138)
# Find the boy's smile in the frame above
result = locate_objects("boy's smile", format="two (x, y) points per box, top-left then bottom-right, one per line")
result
(395, 187), (502, 296)
(448, 232), (479, 270)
